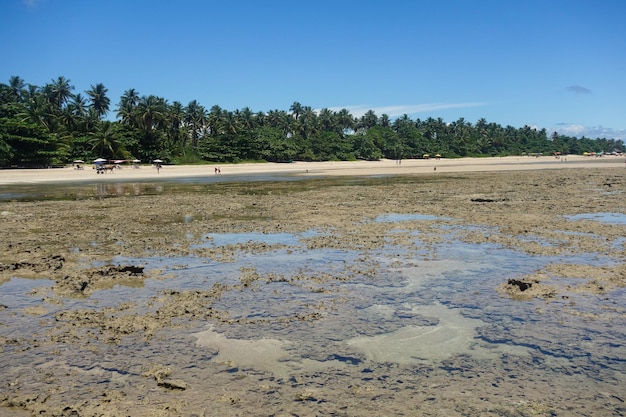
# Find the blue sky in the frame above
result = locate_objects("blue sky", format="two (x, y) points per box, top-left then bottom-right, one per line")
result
(2, 0), (625, 139)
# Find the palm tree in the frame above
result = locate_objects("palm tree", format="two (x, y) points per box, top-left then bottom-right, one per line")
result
(318, 108), (335, 132)
(117, 88), (140, 126)
(166, 101), (186, 150)
(69, 93), (88, 118)
(379, 114), (391, 128)
(8, 75), (26, 102)
(90, 121), (126, 159)
(86, 83), (110, 119)
(253, 111), (267, 128)
(236, 107), (256, 130)
(19, 85), (48, 129)
(336, 108), (355, 136)
(392, 114), (413, 133)
(47, 76), (74, 111)
(290, 101), (303, 121)
(61, 93), (88, 132)
(222, 110), (240, 135)
(207, 105), (223, 136)
(295, 106), (318, 139)
(136, 95), (167, 131)
(358, 110), (378, 132)
(185, 100), (207, 148)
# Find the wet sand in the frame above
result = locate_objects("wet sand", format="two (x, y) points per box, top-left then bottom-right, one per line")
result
(0, 158), (625, 416)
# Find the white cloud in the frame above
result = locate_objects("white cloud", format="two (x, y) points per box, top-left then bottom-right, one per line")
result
(553, 124), (626, 140)
(324, 102), (486, 119)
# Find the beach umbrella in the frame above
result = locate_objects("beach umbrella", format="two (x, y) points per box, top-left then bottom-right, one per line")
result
(94, 158), (107, 163)
(73, 160), (85, 163)
(132, 159), (141, 163)
(153, 159), (163, 163)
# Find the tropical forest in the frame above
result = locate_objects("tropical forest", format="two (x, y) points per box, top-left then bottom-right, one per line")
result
(1, 76), (623, 167)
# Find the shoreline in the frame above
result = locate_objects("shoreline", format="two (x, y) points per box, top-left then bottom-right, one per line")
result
(0, 155), (624, 185)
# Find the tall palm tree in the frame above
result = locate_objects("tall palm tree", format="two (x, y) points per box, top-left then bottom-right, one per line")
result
(222, 110), (240, 135)
(336, 108), (355, 136)
(379, 114), (391, 128)
(358, 110), (378, 132)
(86, 83), (110, 119)
(255, 111), (266, 127)
(295, 106), (318, 139)
(8, 75), (26, 102)
(185, 100), (207, 148)
(19, 85), (48, 129)
(317, 108), (337, 133)
(290, 101), (303, 121)
(264, 110), (292, 136)
(61, 93), (88, 133)
(207, 105), (223, 136)
(117, 88), (140, 126)
(236, 107), (256, 130)
(47, 76), (74, 111)
(167, 101), (186, 149)
(392, 114), (413, 133)
(69, 93), (88, 118)
(136, 95), (167, 131)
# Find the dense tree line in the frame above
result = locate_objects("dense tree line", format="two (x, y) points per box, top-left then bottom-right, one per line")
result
(0, 76), (623, 167)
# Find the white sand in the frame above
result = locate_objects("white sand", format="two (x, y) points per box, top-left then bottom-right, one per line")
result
(0, 155), (623, 185)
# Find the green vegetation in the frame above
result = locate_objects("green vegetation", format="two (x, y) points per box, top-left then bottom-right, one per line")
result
(1, 75), (623, 167)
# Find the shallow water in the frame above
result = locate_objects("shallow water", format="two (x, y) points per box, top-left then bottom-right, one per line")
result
(1, 196), (626, 415)
(3, 226), (622, 365)
(565, 212), (626, 225)
(0, 173), (302, 202)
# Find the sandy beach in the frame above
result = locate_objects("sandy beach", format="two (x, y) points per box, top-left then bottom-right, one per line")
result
(0, 155), (624, 185)
(1, 157), (625, 416)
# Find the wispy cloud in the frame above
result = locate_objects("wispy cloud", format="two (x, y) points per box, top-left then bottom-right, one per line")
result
(325, 102), (486, 119)
(566, 85), (592, 94)
(553, 123), (626, 140)
(23, 0), (43, 7)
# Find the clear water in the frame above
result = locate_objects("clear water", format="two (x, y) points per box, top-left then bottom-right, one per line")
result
(1, 210), (625, 414)
(4, 224), (620, 360)
(565, 212), (626, 225)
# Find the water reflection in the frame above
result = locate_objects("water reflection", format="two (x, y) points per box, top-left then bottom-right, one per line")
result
(0, 173), (301, 202)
